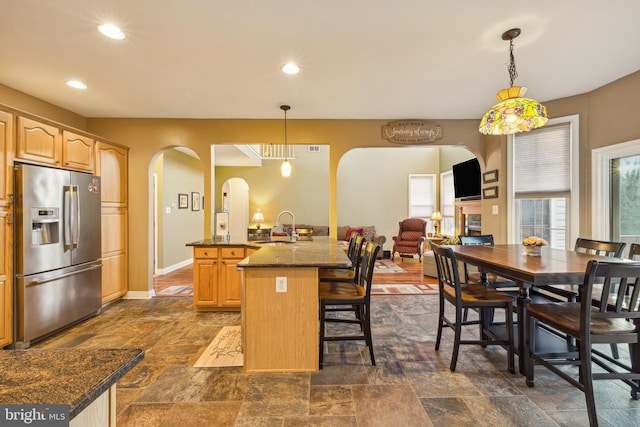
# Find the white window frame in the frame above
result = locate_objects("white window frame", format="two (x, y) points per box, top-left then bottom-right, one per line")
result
(440, 170), (455, 236)
(408, 173), (436, 219)
(592, 138), (640, 240)
(507, 114), (580, 247)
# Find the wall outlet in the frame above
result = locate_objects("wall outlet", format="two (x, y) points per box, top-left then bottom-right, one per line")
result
(165, 207), (171, 214)
(276, 276), (287, 293)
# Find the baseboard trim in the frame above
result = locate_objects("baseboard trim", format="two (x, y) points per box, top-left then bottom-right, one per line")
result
(123, 290), (155, 299)
(156, 259), (193, 276)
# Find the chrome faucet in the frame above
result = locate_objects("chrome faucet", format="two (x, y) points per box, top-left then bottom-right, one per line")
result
(275, 210), (297, 242)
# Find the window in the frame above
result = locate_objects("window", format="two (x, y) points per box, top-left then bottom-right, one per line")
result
(440, 170), (455, 236)
(592, 139), (640, 256)
(408, 174), (435, 219)
(508, 115), (579, 248)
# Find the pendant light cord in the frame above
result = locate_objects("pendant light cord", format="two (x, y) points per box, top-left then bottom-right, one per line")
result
(508, 39), (518, 87)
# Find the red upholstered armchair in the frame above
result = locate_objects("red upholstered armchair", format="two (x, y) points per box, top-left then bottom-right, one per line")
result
(392, 218), (428, 261)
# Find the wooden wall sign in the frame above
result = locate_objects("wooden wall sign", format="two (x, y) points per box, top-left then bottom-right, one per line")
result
(382, 120), (443, 144)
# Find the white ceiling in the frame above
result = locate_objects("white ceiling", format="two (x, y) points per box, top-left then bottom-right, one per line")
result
(1, 1), (639, 122)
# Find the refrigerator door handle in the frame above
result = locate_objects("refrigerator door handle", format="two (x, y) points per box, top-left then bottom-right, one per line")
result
(25, 264), (102, 287)
(63, 185), (72, 247)
(73, 184), (80, 247)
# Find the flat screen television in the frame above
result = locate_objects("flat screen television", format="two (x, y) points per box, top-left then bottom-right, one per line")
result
(452, 158), (481, 200)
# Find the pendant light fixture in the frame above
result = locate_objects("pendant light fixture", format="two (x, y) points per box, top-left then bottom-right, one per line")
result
(479, 28), (548, 135)
(280, 104), (292, 177)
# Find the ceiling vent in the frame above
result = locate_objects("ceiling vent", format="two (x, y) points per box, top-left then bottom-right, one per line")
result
(308, 145), (321, 153)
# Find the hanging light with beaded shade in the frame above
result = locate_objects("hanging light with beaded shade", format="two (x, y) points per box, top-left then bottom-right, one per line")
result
(479, 28), (548, 135)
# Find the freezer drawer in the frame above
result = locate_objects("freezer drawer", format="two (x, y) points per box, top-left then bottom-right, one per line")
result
(14, 262), (102, 348)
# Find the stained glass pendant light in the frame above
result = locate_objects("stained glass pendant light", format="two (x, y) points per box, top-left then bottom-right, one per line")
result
(479, 28), (548, 135)
(280, 105), (292, 177)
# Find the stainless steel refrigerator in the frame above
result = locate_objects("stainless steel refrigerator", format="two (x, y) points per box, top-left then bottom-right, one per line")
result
(14, 163), (102, 348)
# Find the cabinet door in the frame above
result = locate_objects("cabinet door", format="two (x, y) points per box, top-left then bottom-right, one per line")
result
(0, 209), (13, 347)
(0, 111), (13, 208)
(96, 141), (128, 207)
(101, 253), (127, 304)
(0, 111), (13, 347)
(220, 258), (242, 306)
(194, 259), (218, 306)
(62, 130), (94, 171)
(101, 207), (127, 302)
(16, 116), (62, 166)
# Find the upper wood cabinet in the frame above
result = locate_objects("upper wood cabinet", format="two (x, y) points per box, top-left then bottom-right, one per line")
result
(95, 141), (128, 207)
(62, 130), (94, 171)
(16, 116), (62, 167)
(16, 116), (95, 172)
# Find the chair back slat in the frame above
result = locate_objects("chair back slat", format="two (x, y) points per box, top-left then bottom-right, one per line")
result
(583, 261), (640, 323)
(629, 243), (640, 261)
(431, 243), (463, 300)
(574, 238), (626, 258)
(359, 241), (381, 300)
(351, 234), (366, 280)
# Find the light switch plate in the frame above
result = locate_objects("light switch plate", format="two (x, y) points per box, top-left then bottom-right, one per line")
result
(492, 205), (499, 215)
(276, 276), (287, 292)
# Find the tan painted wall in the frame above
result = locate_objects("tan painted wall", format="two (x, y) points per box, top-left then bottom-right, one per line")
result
(1, 69), (638, 294)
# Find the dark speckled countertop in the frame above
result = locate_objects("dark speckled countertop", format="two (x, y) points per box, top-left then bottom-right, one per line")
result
(237, 237), (352, 269)
(0, 348), (144, 419)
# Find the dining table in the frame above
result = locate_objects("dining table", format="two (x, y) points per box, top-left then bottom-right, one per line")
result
(450, 243), (639, 378)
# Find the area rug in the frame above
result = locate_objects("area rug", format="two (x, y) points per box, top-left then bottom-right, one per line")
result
(193, 326), (243, 368)
(156, 285), (193, 296)
(373, 259), (406, 273)
(371, 283), (438, 295)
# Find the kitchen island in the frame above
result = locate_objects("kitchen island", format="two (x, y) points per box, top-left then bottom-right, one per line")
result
(237, 237), (351, 372)
(0, 348), (144, 426)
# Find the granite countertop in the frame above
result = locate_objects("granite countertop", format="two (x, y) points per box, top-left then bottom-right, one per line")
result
(0, 348), (144, 419)
(186, 239), (260, 248)
(237, 237), (352, 269)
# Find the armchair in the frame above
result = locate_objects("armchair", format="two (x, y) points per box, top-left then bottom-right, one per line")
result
(391, 218), (427, 261)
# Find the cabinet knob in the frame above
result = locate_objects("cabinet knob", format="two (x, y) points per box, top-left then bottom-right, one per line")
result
(203, 251), (208, 256)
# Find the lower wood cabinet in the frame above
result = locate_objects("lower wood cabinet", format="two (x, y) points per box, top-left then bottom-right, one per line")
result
(193, 246), (252, 311)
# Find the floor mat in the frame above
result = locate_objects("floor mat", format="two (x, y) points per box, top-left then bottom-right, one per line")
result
(373, 259), (406, 273)
(193, 326), (243, 367)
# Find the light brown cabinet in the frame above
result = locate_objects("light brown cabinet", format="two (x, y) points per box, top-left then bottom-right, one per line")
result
(193, 246), (249, 311)
(16, 117), (95, 171)
(0, 110), (13, 347)
(96, 141), (129, 303)
(62, 130), (94, 171)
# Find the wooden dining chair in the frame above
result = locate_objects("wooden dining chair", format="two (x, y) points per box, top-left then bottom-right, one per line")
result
(319, 241), (380, 369)
(431, 242), (515, 373)
(458, 235), (518, 322)
(536, 238), (626, 302)
(525, 260), (640, 427)
(318, 233), (365, 284)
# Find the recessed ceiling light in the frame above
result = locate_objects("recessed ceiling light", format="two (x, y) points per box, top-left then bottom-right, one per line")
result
(66, 80), (87, 90)
(98, 23), (125, 40)
(282, 63), (300, 75)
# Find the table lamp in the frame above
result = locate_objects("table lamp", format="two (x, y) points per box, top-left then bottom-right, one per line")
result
(430, 211), (442, 236)
(251, 209), (265, 229)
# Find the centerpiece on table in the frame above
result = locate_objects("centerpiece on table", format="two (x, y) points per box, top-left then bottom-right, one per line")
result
(522, 236), (548, 256)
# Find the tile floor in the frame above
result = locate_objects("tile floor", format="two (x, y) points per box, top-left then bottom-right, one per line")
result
(32, 294), (640, 426)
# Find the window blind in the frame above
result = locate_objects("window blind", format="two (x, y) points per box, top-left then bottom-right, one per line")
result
(513, 123), (571, 198)
(408, 174), (435, 218)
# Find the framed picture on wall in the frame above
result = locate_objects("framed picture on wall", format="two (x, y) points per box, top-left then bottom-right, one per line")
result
(178, 193), (188, 209)
(191, 192), (200, 211)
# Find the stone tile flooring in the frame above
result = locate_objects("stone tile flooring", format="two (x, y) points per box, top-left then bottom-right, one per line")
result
(32, 295), (640, 426)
